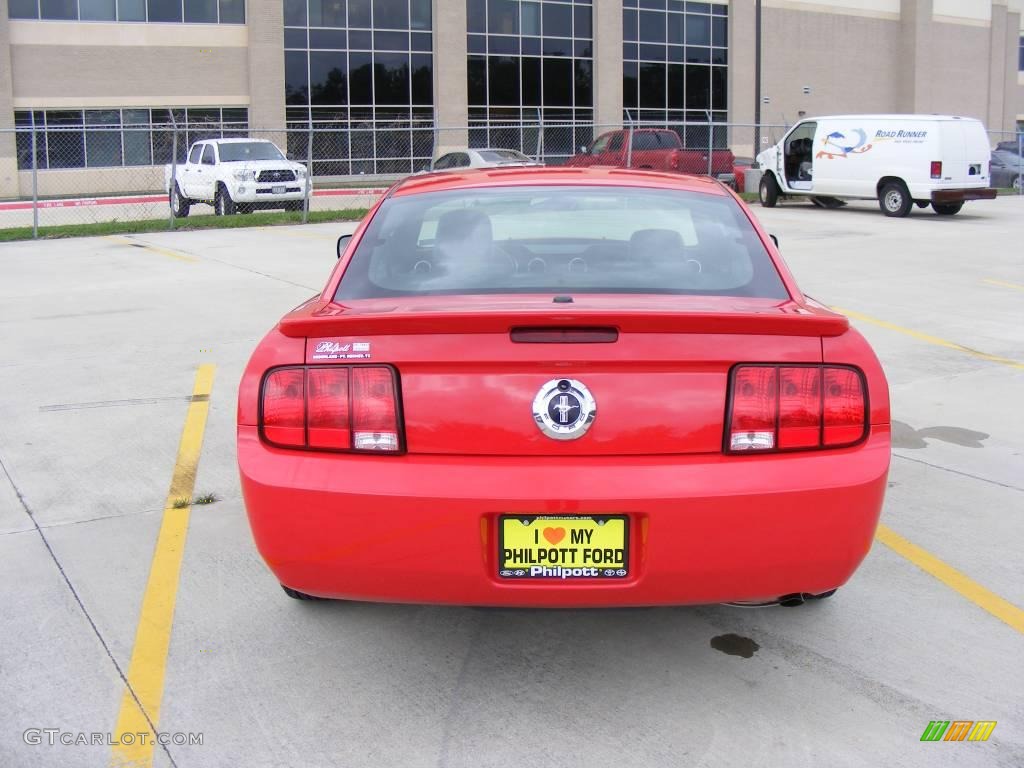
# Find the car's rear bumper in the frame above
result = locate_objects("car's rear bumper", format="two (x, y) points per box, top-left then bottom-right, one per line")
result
(930, 187), (997, 203)
(238, 426), (890, 607)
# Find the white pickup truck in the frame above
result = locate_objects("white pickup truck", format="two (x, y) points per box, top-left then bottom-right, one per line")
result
(165, 138), (310, 217)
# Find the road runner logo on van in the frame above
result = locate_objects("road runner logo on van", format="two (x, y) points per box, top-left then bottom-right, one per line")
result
(816, 129), (873, 159)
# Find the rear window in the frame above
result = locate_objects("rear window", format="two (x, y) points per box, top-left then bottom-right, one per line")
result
(335, 186), (788, 300)
(632, 131), (681, 150)
(477, 149), (532, 162)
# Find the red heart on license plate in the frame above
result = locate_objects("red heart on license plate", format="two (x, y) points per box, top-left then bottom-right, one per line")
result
(543, 527), (566, 545)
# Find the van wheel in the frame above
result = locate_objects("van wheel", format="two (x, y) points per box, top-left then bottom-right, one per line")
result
(1011, 175), (1022, 192)
(214, 184), (236, 216)
(170, 183), (190, 218)
(879, 181), (912, 217)
(932, 202), (963, 216)
(759, 174), (780, 207)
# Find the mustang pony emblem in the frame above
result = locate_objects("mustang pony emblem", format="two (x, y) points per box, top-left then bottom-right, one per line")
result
(532, 379), (597, 441)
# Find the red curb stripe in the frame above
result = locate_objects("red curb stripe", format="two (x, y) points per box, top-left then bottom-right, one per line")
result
(0, 187), (386, 212)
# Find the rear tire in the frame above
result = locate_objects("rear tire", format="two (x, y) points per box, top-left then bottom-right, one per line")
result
(759, 174), (780, 208)
(214, 183), (236, 216)
(879, 181), (912, 217)
(932, 202), (963, 216)
(1011, 175), (1022, 192)
(170, 183), (190, 218)
(281, 585), (325, 601)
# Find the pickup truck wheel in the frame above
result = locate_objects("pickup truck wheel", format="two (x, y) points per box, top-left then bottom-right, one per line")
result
(932, 202), (963, 216)
(170, 183), (190, 218)
(879, 181), (912, 217)
(759, 174), (780, 207)
(214, 184), (236, 216)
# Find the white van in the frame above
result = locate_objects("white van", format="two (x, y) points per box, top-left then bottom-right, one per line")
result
(755, 115), (996, 217)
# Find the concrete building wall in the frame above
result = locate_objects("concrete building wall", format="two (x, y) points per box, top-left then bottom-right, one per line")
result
(432, 0), (468, 151)
(7, 22), (249, 107)
(246, 0), (286, 129)
(759, 6), (902, 124)
(1012, 6), (1024, 126)
(0, 0), (17, 197)
(593, 0), (623, 129)
(16, 165), (165, 197)
(928, 19), (992, 121)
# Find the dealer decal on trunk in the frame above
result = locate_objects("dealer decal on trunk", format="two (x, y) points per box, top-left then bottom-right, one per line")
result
(311, 340), (372, 360)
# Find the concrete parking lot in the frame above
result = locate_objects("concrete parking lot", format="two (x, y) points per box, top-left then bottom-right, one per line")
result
(1, 195), (1022, 768)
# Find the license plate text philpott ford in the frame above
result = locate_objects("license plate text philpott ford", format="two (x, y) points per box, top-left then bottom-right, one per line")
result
(498, 516), (629, 579)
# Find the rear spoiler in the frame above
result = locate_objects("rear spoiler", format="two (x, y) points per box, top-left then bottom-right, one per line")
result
(279, 302), (850, 338)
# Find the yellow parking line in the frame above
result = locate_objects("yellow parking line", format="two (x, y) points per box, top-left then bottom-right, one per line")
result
(834, 307), (1024, 371)
(982, 278), (1024, 293)
(110, 365), (215, 768)
(875, 524), (1024, 635)
(106, 235), (198, 263)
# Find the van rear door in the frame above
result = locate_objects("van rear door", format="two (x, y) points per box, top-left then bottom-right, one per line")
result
(939, 121), (989, 188)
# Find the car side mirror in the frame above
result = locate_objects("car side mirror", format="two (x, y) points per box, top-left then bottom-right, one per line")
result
(580, 145), (589, 154)
(336, 234), (353, 259)
(769, 234), (779, 248)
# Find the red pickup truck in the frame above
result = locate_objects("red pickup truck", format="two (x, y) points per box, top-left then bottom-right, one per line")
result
(565, 128), (735, 180)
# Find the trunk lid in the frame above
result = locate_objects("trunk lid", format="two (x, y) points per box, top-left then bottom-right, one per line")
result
(288, 295), (843, 456)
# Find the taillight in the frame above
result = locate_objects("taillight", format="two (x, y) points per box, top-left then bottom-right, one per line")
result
(726, 365), (867, 453)
(260, 366), (402, 453)
(351, 367), (400, 452)
(930, 161), (942, 179)
(262, 369), (305, 447)
(307, 368), (350, 449)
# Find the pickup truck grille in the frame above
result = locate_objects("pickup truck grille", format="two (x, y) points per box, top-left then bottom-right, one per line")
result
(257, 169), (296, 183)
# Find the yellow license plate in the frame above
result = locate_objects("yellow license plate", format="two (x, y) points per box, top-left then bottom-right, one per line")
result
(498, 515), (629, 579)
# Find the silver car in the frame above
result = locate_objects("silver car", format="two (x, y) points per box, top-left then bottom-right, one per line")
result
(989, 150), (1023, 191)
(429, 148), (541, 172)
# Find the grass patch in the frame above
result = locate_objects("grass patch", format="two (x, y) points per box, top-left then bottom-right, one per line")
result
(171, 492), (220, 508)
(0, 208), (369, 243)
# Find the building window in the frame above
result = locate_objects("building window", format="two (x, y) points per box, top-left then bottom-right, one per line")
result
(1019, 34), (1023, 72)
(623, 0), (728, 147)
(284, 0), (435, 175)
(8, 0), (244, 22)
(13, 107), (248, 170)
(467, 0), (594, 165)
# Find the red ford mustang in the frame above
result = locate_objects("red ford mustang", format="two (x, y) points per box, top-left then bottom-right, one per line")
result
(238, 167), (890, 607)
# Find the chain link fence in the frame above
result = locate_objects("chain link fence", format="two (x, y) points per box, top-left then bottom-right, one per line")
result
(1, 120), (1020, 236)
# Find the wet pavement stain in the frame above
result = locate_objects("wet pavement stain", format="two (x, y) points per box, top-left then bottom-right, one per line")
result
(710, 634), (760, 659)
(891, 421), (989, 449)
